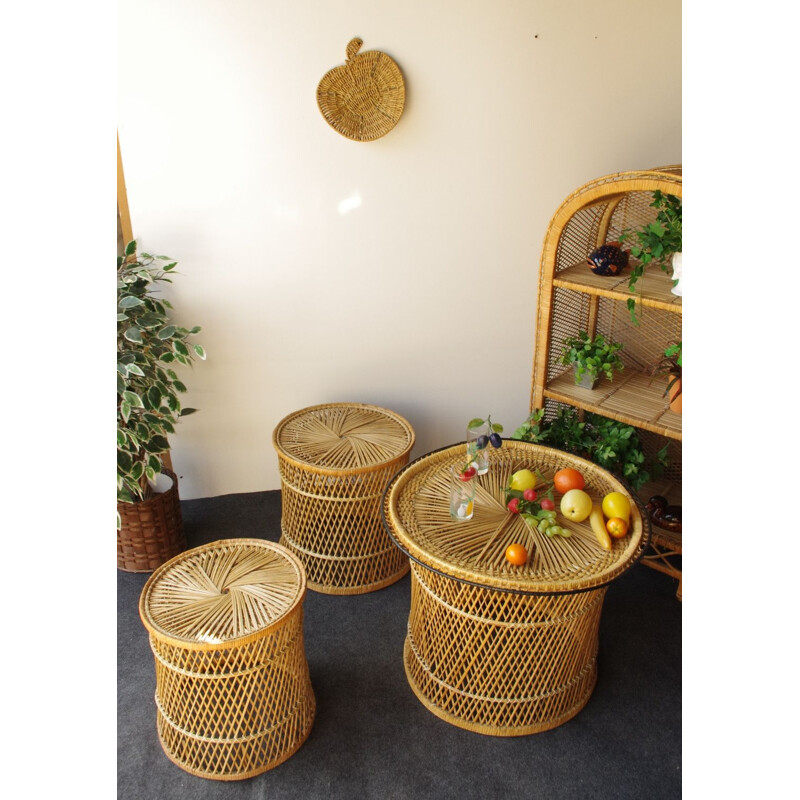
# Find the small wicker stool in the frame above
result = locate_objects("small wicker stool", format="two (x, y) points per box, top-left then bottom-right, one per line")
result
(139, 539), (316, 780)
(384, 441), (650, 736)
(273, 402), (415, 595)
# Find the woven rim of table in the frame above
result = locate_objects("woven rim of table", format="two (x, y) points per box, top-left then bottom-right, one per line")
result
(139, 539), (307, 650)
(382, 440), (651, 595)
(272, 402), (415, 474)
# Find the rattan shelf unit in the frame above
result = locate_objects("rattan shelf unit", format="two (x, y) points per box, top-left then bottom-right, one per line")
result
(530, 167), (682, 598)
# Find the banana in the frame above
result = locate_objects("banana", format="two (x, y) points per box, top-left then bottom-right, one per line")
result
(589, 504), (612, 551)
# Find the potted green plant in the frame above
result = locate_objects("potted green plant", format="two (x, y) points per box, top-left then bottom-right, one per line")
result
(560, 331), (624, 389)
(512, 407), (668, 492)
(652, 341), (682, 414)
(117, 241), (206, 572)
(619, 191), (682, 323)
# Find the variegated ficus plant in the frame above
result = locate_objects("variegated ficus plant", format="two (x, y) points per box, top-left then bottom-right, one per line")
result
(117, 241), (205, 511)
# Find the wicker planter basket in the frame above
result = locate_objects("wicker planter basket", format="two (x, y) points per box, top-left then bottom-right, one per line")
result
(117, 469), (185, 573)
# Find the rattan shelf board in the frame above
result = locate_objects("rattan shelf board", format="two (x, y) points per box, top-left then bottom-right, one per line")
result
(384, 440), (649, 595)
(544, 369), (681, 440)
(553, 262), (682, 314)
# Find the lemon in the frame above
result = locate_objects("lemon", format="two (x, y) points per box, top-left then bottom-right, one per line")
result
(509, 469), (537, 491)
(602, 492), (631, 523)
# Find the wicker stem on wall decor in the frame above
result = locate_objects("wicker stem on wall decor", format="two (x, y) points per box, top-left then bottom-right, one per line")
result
(317, 37), (406, 142)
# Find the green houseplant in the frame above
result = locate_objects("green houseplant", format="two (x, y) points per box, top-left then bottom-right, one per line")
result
(512, 407), (668, 492)
(619, 191), (682, 323)
(560, 331), (624, 389)
(117, 241), (206, 571)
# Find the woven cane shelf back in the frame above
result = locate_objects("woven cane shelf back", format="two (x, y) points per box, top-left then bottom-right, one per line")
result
(530, 167), (682, 598)
(274, 402), (415, 594)
(139, 539), (315, 780)
(384, 440), (648, 595)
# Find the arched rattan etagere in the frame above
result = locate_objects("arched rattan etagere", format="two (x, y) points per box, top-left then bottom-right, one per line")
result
(530, 167), (682, 598)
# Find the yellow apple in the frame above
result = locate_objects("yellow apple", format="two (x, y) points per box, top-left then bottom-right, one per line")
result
(560, 489), (593, 522)
(602, 492), (631, 523)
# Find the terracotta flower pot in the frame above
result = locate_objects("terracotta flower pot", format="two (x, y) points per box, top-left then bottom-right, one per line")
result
(667, 377), (682, 414)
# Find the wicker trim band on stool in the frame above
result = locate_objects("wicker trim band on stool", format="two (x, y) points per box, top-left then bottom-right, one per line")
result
(117, 469), (185, 572)
(139, 539), (316, 780)
(273, 402), (415, 594)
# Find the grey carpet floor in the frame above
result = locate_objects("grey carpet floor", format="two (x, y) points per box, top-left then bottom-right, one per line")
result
(118, 490), (681, 799)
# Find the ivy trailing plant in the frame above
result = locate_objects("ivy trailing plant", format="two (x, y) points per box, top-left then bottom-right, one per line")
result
(512, 407), (668, 491)
(618, 191), (682, 324)
(117, 241), (206, 508)
(560, 331), (624, 385)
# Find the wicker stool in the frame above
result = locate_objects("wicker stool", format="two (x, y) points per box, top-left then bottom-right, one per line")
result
(139, 539), (316, 780)
(273, 402), (415, 594)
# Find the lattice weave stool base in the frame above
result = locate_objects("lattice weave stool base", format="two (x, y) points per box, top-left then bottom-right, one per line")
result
(273, 403), (415, 595)
(404, 562), (606, 736)
(139, 539), (316, 780)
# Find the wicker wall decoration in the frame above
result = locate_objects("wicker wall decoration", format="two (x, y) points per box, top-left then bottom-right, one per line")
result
(317, 37), (406, 142)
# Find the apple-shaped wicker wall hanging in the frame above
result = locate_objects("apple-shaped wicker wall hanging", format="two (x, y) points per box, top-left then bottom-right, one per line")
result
(316, 37), (406, 142)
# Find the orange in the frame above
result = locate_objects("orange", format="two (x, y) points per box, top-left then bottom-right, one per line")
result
(505, 543), (528, 565)
(553, 468), (585, 494)
(606, 517), (629, 538)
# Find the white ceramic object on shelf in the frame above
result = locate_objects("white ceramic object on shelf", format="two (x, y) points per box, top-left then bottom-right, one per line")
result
(671, 252), (682, 296)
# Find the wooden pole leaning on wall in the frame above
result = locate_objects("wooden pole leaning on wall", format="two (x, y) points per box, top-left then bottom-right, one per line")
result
(117, 133), (173, 473)
(117, 133), (134, 248)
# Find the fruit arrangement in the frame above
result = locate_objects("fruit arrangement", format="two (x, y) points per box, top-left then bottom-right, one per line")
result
(503, 465), (634, 564)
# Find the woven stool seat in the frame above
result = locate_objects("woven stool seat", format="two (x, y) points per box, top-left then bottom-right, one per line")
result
(273, 402), (415, 594)
(139, 539), (315, 780)
(383, 440), (649, 735)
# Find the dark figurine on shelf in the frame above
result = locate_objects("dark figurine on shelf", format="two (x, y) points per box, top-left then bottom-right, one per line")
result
(587, 241), (629, 276)
(646, 495), (682, 533)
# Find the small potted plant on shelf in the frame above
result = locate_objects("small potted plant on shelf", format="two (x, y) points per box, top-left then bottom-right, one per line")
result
(117, 240), (206, 572)
(560, 331), (624, 389)
(619, 190), (682, 323)
(652, 341), (682, 414)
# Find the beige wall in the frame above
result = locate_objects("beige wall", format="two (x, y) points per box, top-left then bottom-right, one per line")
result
(118, 0), (681, 500)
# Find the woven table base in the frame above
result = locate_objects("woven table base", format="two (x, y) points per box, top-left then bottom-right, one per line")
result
(403, 561), (606, 736)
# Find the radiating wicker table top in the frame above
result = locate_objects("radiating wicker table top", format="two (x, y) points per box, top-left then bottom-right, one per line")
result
(383, 440), (650, 595)
(273, 403), (415, 472)
(139, 539), (306, 646)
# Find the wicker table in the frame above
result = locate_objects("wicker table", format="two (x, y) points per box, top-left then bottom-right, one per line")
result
(273, 402), (415, 594)
(139, 539), (316, 780)
(382, 440), (650, 736)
